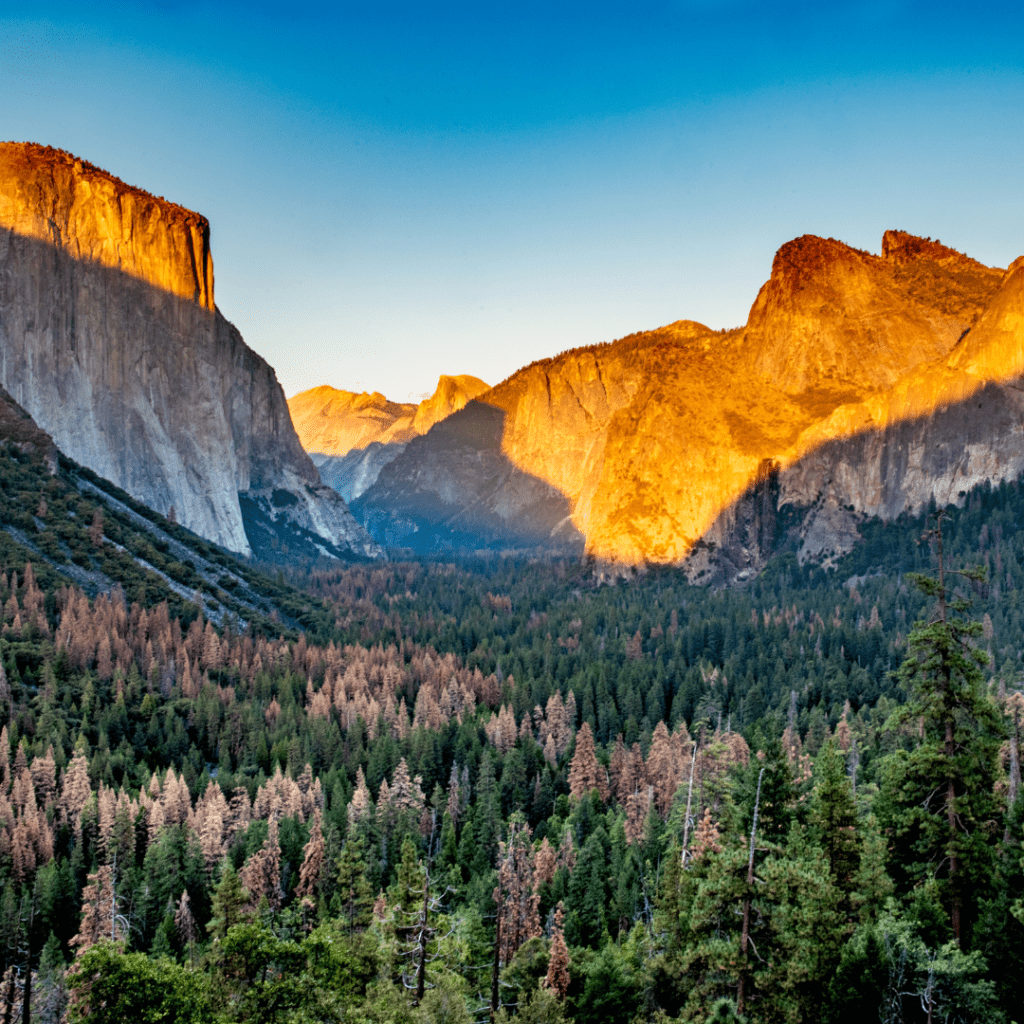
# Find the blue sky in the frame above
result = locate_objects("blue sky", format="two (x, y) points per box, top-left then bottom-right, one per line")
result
(3, 1), (1023, 400)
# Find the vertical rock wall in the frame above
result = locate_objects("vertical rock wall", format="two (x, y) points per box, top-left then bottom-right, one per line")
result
(0, 142), (378, 559)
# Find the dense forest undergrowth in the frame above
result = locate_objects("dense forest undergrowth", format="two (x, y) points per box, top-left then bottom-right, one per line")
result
(0, 419), (1021, 1022)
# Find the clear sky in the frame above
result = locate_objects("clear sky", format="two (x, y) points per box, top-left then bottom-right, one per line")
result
(3, 1), (1023, 401)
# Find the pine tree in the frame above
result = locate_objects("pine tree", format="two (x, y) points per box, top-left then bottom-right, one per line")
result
(472, 752), (502, 876)
(240, 816), (282, 910)
(174, 889), (198, 959)
(347, 766), (373, 831)
(565, 833), (607, 948)
(391, 839), (451, 1006)
(207, 863), (249, 940)
(494, 814), (541, 967)
(609, 735), (629, 802)
(35, 931), (69, 1024)
(30, 747), (57, 809)
(295, 808), (326, 900)
(60, 751), (91, 832)
(199, 805), (226, 876)
(88, 510), (104, 548)
(568, 723), (608, 802)
(624, 787), (651, 846)
(69, 866), (126, 953)
(879, 516), (1004, 946)
(811, 739), (860, 925)
(544, 901), (570, 999)
(335, 834), (374, 932)
(690, 807), (722, 862)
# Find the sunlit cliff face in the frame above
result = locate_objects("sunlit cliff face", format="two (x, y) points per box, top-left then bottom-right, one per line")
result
(493, 229), (1023, 564)
(289, 387), (420, 456)
(342, 230), (1024, 567)
(0, 142), (214, 310)
(288, 375), (491, 456)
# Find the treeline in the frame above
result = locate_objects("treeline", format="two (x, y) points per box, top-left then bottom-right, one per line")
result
(0, 417), (347, 642)
(0, 545), (1017, 1020)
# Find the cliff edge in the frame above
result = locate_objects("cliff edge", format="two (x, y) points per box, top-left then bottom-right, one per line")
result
(0, 142), (380, 560)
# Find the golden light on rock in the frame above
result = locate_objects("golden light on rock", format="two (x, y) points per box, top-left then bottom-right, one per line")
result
(288, 374), (490, 458)
(0, 142), (380, 560)
(0, 143), (214, 310)
(323, 229), (1024, 569)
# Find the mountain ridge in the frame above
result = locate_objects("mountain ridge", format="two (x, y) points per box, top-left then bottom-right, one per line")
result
(348, 230), (1023, 574)
(289, 374), (490, 502)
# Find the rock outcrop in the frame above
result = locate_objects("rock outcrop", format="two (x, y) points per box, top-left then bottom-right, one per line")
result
(289, 374), (489, 501)
(0, 142), (380, 560)
(289, 387), (419, 456)
(352, 232), (1024, 573)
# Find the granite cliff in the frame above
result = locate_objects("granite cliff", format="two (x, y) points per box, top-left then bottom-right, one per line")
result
(0, 142), (380, 561)
(288, 374), (489, 501)
(350, 230), (1024, 575)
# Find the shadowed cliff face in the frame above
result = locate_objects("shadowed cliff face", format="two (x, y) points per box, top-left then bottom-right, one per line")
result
(313, 443), (409, 503)
(0, 143), (380, 560)
(355, 234), (1024, 573)
(352, 401), (582, 553)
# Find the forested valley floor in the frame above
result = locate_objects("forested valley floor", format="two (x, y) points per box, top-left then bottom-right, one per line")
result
(0, 425), (1021, 1023)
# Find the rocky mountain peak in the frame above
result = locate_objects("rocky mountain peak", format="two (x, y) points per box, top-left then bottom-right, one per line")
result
(745, 230), (1003, 397)
(881, 229), (989, 272)
(411, 374), (490, 435)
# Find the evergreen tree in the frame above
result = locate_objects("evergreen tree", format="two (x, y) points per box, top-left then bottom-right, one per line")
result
(207, 863), (249, 940)
(565, 832), (607, 949)
(390, 840), (451, 1006)
(879, 521), (1004, 946)
(335, 834), (374, 932)
(34, 931), (69, 1024)
(811, 739), (861, 926)
(471, 753), (501, 877)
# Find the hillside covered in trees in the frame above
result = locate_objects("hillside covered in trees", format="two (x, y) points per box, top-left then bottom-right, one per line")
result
(0, 404), (1021, 1022)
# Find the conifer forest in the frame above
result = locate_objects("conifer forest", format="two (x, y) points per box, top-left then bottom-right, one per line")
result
(0, 429), (1022, 1023)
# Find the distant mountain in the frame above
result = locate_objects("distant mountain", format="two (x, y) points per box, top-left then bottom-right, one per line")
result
(0, 142), (380, 562)
(289, 375), (489, 501)
(352, 231), (1024, 578)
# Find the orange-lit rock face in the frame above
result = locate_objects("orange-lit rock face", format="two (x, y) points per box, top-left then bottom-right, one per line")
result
(289, 374), (490, 457)
(354, 234), (1024, 569)
(0, 143), (214, 310)
(0, 143), (380, 560)
(747, 232), (1002, 396)
(288, 386), (419, 456)
(411, 374), (490, 435)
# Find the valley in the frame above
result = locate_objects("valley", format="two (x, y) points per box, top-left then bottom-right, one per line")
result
(0, 143), (1021, 1023)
